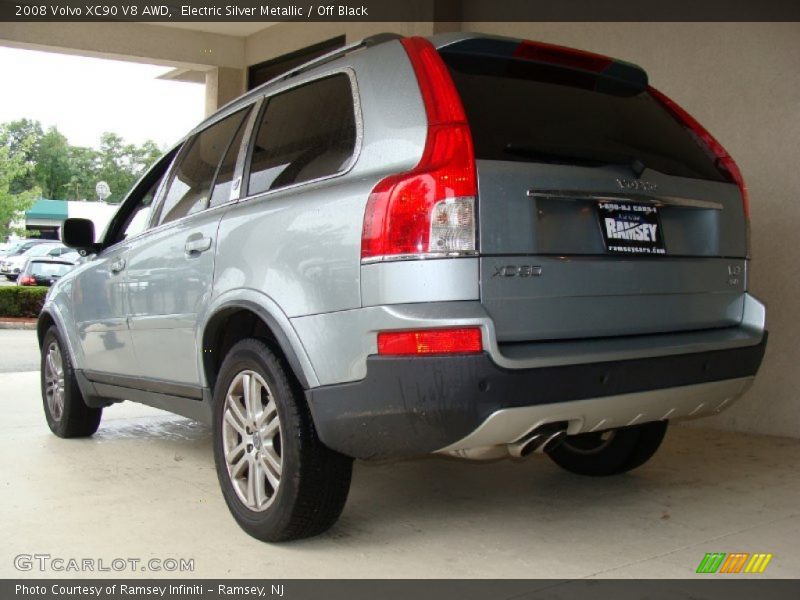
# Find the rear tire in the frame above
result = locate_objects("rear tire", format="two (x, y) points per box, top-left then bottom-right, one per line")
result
(547, 421), (668, 476)
(212, 338), (353, 542)
(40, 326), (102, 438)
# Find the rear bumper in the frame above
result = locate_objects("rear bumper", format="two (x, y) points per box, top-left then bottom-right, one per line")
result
(306, 332), (767, 459)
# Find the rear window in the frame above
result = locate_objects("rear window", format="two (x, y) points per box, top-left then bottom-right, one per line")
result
(29, 262), (71, 277)
(440, 51), (725, 182)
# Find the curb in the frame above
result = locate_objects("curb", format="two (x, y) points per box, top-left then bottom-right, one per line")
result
(0, 319), (37, 330)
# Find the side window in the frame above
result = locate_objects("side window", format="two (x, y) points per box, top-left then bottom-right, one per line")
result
(158, 107), (250, 225)
(120, 173), (165, 240)
(104, 147), (177, 246)
(247, 73), (357, 196)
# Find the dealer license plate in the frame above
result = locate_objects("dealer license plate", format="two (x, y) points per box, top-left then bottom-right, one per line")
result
(597, 201), (665, 255)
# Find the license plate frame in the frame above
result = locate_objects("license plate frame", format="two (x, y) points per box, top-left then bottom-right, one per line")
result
(597, 201), (666, 255)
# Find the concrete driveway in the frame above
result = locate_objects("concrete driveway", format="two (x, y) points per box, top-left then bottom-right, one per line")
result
(0, 328), (40, 373)
(0, 329), (798, 578)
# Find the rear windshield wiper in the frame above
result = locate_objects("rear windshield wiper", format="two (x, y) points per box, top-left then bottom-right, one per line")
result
(503, 144), (605, 166)
(503, 143), (648, 175)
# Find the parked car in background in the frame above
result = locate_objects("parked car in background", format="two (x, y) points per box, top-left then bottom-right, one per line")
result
(0, 239), (51, 261)
(1, 242), (68, 280)
(17, 257), (77, 287)
(59, 251), (82, 264)
(40, 32), (766, 542)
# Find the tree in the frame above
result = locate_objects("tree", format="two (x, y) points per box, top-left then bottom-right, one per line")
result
(2, 119), (43, 194)
(64, 145), (99, 200)
(0, 119), (164, 211)
(94, 132), (162, 202)
(34, 126), (72, 199)
(0, 124), (40, 239)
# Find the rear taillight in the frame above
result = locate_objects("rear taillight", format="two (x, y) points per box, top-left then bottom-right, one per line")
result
(648, 86), (749, 219)
(19, 275), (35, 286)
(361, 37), (477, 262)
(377, 327), (483, 356)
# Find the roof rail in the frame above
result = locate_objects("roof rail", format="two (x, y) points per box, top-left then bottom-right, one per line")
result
(202, 33), (403, 125)
(278, 32), (402, 82)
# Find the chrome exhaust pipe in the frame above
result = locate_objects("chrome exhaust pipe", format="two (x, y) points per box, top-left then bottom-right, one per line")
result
(508, 426), (568, 458)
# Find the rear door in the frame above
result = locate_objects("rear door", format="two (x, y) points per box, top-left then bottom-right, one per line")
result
(439, 39), (749, 342)
(125, 106), (252, 385)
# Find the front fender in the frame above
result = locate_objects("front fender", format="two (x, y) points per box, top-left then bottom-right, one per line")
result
(39, 279), (86, 371)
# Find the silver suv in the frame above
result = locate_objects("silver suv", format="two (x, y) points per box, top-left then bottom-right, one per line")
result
(39, 33), (767, 542)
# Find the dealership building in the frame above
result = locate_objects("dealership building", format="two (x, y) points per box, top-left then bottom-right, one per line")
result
(21, 198), (118, 240)
(0, 14), (797, 442)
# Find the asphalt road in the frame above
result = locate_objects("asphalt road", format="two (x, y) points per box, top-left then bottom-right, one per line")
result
(0, 329), (40, 373)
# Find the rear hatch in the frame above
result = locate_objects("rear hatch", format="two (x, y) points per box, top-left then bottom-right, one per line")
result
(438, 38), (749, 342)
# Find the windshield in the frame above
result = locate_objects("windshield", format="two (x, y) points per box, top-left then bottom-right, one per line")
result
(25, 245), (61, 257)
(5, 242), (28, 256)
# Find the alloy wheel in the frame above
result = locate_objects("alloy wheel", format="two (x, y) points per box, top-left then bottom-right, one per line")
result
(221, 370), (283, 511)
(44, 341), (65, 421)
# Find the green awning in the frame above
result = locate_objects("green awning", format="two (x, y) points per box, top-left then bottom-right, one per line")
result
(25, 199), (69, 221)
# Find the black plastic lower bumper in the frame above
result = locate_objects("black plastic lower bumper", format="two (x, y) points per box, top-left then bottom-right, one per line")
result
(306, 333), (767, 459)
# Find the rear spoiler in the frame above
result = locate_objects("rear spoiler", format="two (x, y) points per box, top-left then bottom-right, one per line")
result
(438, 37), (648, 92)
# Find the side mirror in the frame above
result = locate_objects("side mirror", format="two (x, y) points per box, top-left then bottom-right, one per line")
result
(61, 218), (101, 254)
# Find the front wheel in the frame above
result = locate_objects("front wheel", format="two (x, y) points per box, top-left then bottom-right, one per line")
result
(40, 326), (102, 437)
(212, 339), (353, 542)
(547, 421), (668, 477)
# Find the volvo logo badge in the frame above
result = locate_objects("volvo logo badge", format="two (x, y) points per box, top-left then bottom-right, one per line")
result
(616, 178), (658, 192)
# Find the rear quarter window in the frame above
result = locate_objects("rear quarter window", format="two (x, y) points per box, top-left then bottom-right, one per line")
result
(247, 73), (357, 196)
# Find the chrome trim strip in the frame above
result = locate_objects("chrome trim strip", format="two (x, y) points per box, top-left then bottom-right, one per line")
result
(439, 377), (754, 455)
(361, 251), (478, 265)
(527, 189), (724, 211)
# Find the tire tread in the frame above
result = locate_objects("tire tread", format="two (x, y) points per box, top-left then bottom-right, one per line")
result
(213, 339), (352, 542)
(41, 326), (102, 438)
(547, 421), (668, 477)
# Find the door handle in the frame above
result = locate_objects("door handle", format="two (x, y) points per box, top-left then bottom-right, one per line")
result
(109, 257), (126, 274)
(185, 236), (212, 255)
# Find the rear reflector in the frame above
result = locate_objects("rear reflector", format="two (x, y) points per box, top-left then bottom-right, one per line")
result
(361, 37), (477, 262)
(648, 86), (749, 219)
(377, 328), (483, 355)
